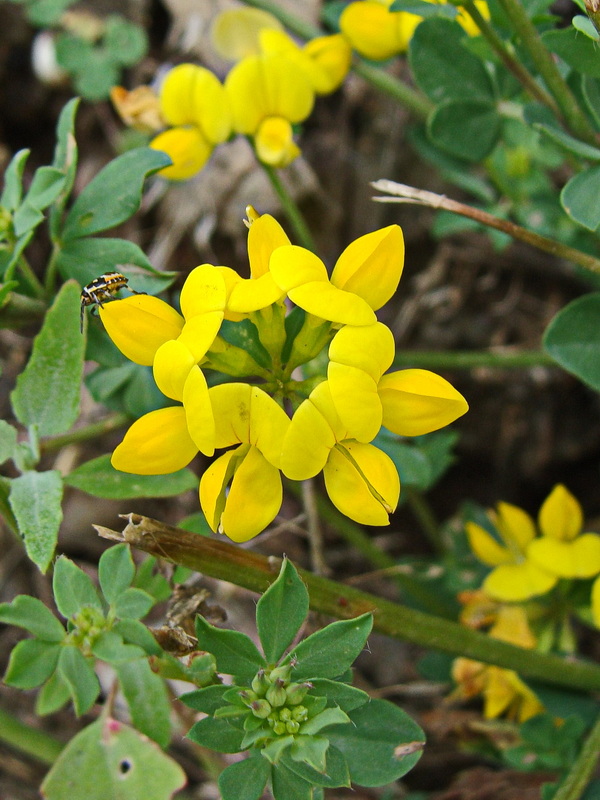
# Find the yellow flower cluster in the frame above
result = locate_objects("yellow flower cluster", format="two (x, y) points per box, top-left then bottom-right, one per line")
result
(111, 1), (489, 179)
(100, 212), (468, 542)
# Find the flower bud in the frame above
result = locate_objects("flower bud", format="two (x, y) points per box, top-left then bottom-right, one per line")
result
(285, 720), (300, 734)
(251, 669), (269, 695)
(266, 679), (288, 708)
(269, 663), (293, 684)
(286, 681), (311, 705)
(272, 720), (287, 735)
(250, 699), (272, 719)
(291, 705), (309, 722)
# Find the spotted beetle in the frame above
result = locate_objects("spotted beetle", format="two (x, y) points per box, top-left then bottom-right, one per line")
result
(80, 271), (143, 332)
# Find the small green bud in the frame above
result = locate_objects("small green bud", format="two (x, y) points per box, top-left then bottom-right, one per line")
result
(285, 720), (300, 734)
(291, 705), (308, 722)
(286, 681), (312, 705)
(250, 699), (272, 719)
(266, 679), (288, 708)
(272, 720), (287, 735)
(269, 663), (293, 684)
(252, 669), (269, 695)
(278, 707), (292, 722)
(239, 690), (259, 707)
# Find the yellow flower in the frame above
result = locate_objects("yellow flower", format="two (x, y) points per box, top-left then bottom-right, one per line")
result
(527, 484), (600, 579)
(210, 7), (283, 61)
(450, 606), (543, 722)
(110, 85), (164, 133)
(280, 380), (399, 525)
(340, 0), (422, 60)
(328, 323), (469, 442)
(225, 52), (314, 167)
(199, 383), (290, 541)
(150, 64), (232, 180)
(466, 502), (558, 601)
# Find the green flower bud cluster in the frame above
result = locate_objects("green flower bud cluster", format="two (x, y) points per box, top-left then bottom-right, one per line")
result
(66, 606), (109, 654)
(234, 663), (313, 741)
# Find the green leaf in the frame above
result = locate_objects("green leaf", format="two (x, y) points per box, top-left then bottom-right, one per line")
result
(218, 756), (271, 800)
(542, 27), (600, 77)
(65, 454), (197, 499)
(55, 236), (154, 284)
(71, 53), (121, 102)
(57, 645), (101, 715)
(91, 631), (145, 663)
(187, 715), (246, 753)
(4, 639), (61, 689)
(427, 99), (501, 161)
(0, 420), (18, 465)
(25, 166), (67, 210)
(36, 670), (72, 716)
(409, 18), (495, 103)
(104, 16), (148, 67)
(12, 201), (45, 237)
(180, 684), (231, 714)
(52, 555), (104, 618)
(582, 76), (600, 128)
(0, 594), (65, 641)
(0, 148), (29, 210)
(24, 0), (76, 26)
(61, 148), (171, 240)
(390, 0), (456, 15)
(271, 761), (313, 800)
(561, 166), (600, 230)
(115, 659), (171, 748)
(40, 716), (186, 800)
(113, 588), (155, 620)
(543, 293), (600, 390)
(299, 706), (351, 735)
(309, 679), (370, 712)
(49, 97), (80, 239)
(327, 699), (425, 787)
(289, 735), (329, 772)
(285, 613), (373, 680)
(219, 319), (272, 371)
(256, 558), (309, 664)
(195, 615), (266, 681)
(11, 281), (84, 436)
(535, 124), (600, 161)
(573, 13), (598, 37)
(112, 619), (163, 656)
(99, 543), (135, 604)
(9, 470), (63, 573)
(280, 744), (350, 788)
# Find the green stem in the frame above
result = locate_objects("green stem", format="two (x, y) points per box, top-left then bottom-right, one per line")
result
(495, 0), (598, 145)
(240, 0), (432, 118)
(40, 413), (130, 453)
(15, 256), (47, 300)
(393, 349), (556, 369)
(44, 243), (62, 296)
(261, 163), (317, 251)
(373, 180), (600, 274)
(405, 488), (444, 554)
(98, 514), (600, 693)
(0, 706), (64, 765)
(551, 713), (600, 800)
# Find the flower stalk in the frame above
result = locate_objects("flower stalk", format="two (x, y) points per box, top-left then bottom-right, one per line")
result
(96, 513), (600, 693)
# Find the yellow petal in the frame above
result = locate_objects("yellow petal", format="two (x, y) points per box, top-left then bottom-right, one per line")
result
(99, 295), (184, 366)
(177, 312), (224, 362)
(211, 7), (283, 61)
(150, 127), (212, 181)
(225, 53), (314, 134)
(247, 213), (291, 278)
(538, 483), (582, 541)
(183, 365), (215, 456)
(209, 382), (252, 448)
(111, 406), (197, 474)
(255, 116), (300, 166)
(329, 322), (395, 381)
(457, 0), (490, 36)
(180, 264), (228, 318)
(289, 281), (377, 326)
(309, 379), (348, 441)
(270, 245), (329, 289)
(328, 362), (382, 442)
(227, 272), (285, 313)
(303, 34), (352, 94)
(496, 502), (537, 552)
(153, 339), (195, 401)
(200, 448), (237, 532)
(248, 387), (290, 467)
(323, 442), (400, 526)
(466, 522), (513, 567)
(592, 575), (600, 628)
(483, 562), (557, 602)
(219, 446), (283, 542)
(379, 368), (469, 436)
(159, 64), (231, 143)
(331, 225), (405, 310)
(528, 534), (600, 579)
(340, 1), (419, 60)
(280, 395), (336, 480)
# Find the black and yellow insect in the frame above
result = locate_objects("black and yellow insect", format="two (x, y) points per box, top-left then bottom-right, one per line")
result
(80, 271), (142, 332)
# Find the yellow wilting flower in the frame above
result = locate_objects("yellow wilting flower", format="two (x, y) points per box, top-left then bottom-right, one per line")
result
(150, 63), (232, 180)
(450, 605), (544, 723)
(225, 52), (314, 167)
(466, 501), (558, 602)
(210, 7), (284, 61)
(110, 85), (164, 133)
